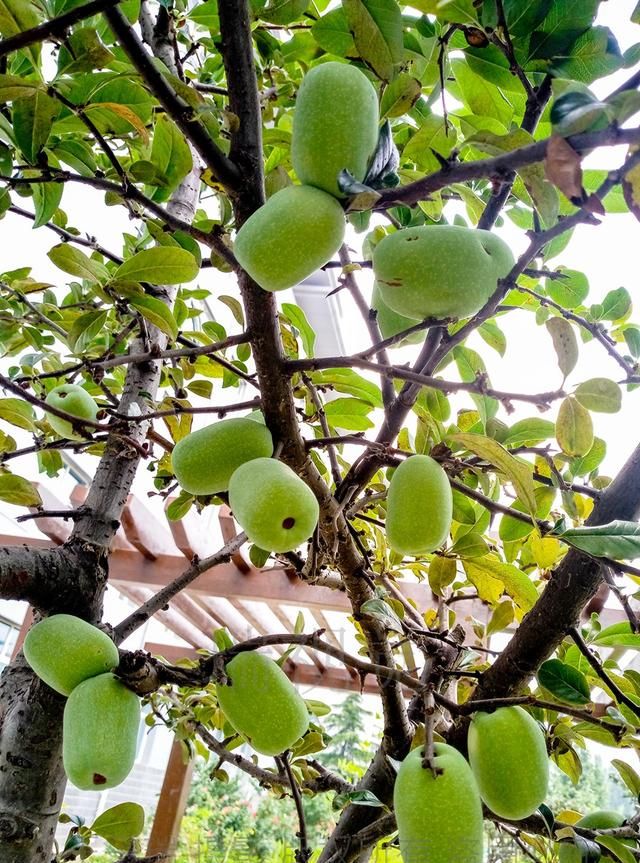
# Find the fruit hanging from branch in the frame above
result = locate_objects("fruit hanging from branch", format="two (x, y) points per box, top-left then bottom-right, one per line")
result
(386, 455), (453, 555)
(228, 457), (319, 552)
(216, 651), (310, 756)
(172, 417), (273, 496)
(373, 225), (515, 320)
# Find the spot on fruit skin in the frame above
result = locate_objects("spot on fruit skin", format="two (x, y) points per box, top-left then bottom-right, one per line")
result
(282, 517), (296, 529)
(93, 774), (107, 786)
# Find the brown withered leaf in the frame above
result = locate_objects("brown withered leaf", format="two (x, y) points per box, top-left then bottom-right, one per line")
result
(544, 136), (584, 202)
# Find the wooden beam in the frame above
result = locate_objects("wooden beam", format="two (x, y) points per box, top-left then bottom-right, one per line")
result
(218, 505), (251, 573)
(30, 484), (72, 545)
(310, 609), (355, 678)
(147, 737), (194, 861)
(115, 584), (207, 648)
(164, 499), (220, 560)
(192, 595), (257, 644)
(121, 493), (176, 561)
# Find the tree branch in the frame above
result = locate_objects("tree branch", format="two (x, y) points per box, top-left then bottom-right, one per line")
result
(0, 0), (122, 59)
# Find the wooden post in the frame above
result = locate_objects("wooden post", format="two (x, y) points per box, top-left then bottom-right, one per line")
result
(12, 607), (34, 659)
(147, 737), (194, 860)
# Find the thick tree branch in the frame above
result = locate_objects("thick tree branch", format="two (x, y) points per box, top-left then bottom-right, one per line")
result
(102, 6), (241, 195)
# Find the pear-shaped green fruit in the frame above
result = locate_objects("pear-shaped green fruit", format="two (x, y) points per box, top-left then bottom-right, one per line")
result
(394, 743), (484, 863)
(24, 614), (120, 696)
(229, 458), (319, 552)
(386, 455), (452, 555)
(172, 417), (273, 496)
(216, 651), (309, 756)
(559, 811), (628, 863)
(374, 226), (515, 321)
(468, 706), (549, 820)
(291, 61), (379, 198)
(372, 282), (423, 347)
(63, 673), (140, 790)
(45, 383), (98, 440)
(234, 185), (345, 292)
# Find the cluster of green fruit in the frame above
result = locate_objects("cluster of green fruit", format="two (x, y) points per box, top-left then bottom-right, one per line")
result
(172, 414), (319, 552)
(44, 383), (99, 440)
(23, 615), (140, 791)
(216, 651), (309, 756)
(234, 62), (379, 292)
(371, 225), (515, 344)
(395, 706), (549, 863)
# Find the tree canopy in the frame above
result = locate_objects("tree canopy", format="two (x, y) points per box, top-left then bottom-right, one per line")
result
(2, 1), (640, 862)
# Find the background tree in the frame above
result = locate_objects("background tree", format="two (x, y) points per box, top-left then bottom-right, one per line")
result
(1, 2), (640, 863)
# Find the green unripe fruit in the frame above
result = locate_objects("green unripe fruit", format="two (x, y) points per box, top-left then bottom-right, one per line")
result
(558, 811), (627, 863)
(24, 614), (120, 696)
(229, 458), (319, 552)
(172, 417), (273, 496)
(374, 226), (515, 321)
(371, 282), (423, 347)
(468, 706), (549, 820)
(63, 673), (140, 790)
(386, 455), (452, 555)
(291, 61), (379, 198)
(394, 743), (484, 863)
(216, 651), (309, 756)
(234, 185), (345, 292)
(45, 383), (98, 440)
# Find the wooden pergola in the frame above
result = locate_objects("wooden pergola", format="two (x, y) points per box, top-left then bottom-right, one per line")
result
(6, 482), (630, 859)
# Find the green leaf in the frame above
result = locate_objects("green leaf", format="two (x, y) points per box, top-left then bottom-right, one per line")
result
(360, 598), (403, 633)
(342, 0), (403, 82)
(503, 419), (556, 448)
(115, 248), (199, 285)
(0, 0), (41, 65)
(310, 369), (383, 408)
(486, 600), (515, 638)
(129, 296), (179, 340)
(571, 437), (606, 477)
(611, 759), (640, 798)
(68, 310), (109, 353)
(255, 0), (310, 25)
(574, 378), (622, 414)
(594, 622), (640, 650)
(91, 803), (145, 852)
(0, 75), (41, 103)
(559, 521), (640, 561)
(324, 398), (374, 431)
(450, 531), (489, 559)
(550, 27), (623, 85)
(380, 74), (422, 119)
(453, 346), (498, 427)
(218, 295), (245, 327)
(538, 658), (591, 705)
(546, 317), (578, 380)
(465, 558), (538, 612)
(13, 93), (57, 165)
(405, 0), (477, 24)
(282, 303), (316, 358)
(428, 555), (457, 596)
(454, 433), (537, 519)
(0, 398), (36, 430)
(311, 8), (356, 57)
(249, 545), (270, 568)
(48, 244), (110, 283)
(149, 115), (194, 202)
(526, 0), (600, 62)
(0, 474), (42, 507)
(556, 397), (593, 457)
(623, 327), (640, 359)
(597, 837), (636, 863)
(596, 287), (632, 322)
(213, 627), (235, 651)
(166, 492), (194, 521)
(31, 180), (63, 230)
(546, 268), (589, 309)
